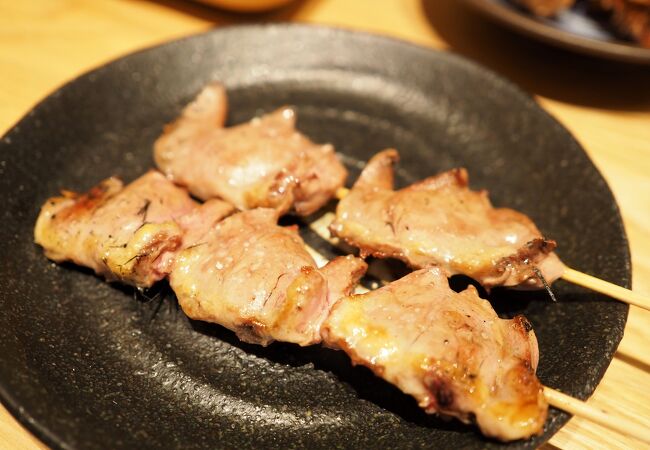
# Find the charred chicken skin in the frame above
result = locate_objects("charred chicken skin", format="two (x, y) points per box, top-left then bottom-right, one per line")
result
(34, 170), (233, 288)
(170, 208), (367, 346)
(322, 267), (548, 441)
(330, 149), (565, 289)
(154, 82), (348, 216)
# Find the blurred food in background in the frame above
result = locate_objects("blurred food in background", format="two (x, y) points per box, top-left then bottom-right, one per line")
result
(514, 0), (574, 17)
(600, 0), (650, 47)
(515, 0), (650, 47)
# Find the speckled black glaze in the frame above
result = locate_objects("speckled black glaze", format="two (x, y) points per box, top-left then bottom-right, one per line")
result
(0, 24), (629, 450)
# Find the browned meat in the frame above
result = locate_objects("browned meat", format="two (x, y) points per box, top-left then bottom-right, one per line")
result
(170, 208), (367, 346)
(514, 0), (575, 16)
(34, 170), (233, 288)
(322, 267), (547, 441)
(330, 149), (565, 289)
(599, 0), (650, 47)
(154, 82), (348, 216)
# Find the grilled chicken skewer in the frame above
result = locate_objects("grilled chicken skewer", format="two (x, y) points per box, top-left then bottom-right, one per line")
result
(165, 205), (548, 439)
(33, 82), (647, 441)
(34, 170), (234, 288)
(320, 149), (650, 310)
(311, 245), (650, 444)
(154, 83), (347, 216)
(329, 149), (565, 290)
(35, 174), (648, 442)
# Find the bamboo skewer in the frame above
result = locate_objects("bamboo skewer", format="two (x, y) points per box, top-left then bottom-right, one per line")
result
(331, 187), (650, 311)
(304, 240), (650, 444)
(562, 267), (650, 311)
(544, 387), (650, 445)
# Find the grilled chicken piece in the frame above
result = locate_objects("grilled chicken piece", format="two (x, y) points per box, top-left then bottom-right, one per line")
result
(170, 208), (367, 346)
(322, 268), (547, 441)
(34, 171), (234, 288)
(330, 149), (565, 289)
(154, 82), (348, 216)
(514, 0), (575, 16)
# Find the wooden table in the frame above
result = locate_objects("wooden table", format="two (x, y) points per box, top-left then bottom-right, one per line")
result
(1, 1), (648, 448)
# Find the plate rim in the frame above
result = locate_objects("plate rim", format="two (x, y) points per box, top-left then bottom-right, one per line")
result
(0, 23), (631, 449)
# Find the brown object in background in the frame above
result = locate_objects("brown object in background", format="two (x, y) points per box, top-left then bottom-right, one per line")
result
(598, 0), (650, 47)
(514, 0), (576, 16)
(192, 0), (295, 12)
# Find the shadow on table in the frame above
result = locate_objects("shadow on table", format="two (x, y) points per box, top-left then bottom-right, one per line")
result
(421, 0), (650, 110)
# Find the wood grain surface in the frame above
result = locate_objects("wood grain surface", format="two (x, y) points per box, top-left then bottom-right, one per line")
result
(0, 1), (648, 449)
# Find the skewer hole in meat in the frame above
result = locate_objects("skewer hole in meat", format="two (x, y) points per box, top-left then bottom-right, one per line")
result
(154, 82), (348, 216)
(329, 149), (565, 290)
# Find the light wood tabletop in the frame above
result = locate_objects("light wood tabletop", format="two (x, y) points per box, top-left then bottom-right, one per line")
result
(1, 1), (648, 449)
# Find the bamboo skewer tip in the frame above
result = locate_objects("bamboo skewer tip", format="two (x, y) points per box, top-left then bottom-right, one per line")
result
(303, 240), (650, 445)
(561, 267), (650, 312)
(544, 387), (650, 445)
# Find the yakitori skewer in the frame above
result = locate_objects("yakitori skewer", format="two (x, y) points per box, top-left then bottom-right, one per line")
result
(331, 177), (650, 312)
(35, 171), (648, 443)
(305, 241), (650, 444)
(34, 82), (648, 444)
(152, 84), (647, 309)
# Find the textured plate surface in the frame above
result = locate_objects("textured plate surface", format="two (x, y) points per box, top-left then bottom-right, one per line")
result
(464, 0), (650, 63)
(0, 24), (629, 449)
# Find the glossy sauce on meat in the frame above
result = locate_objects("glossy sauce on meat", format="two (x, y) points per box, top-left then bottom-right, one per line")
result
(170, 208), (367, 346)
(330, 149), (565, 288)
(322, 268), (548, 441)
(154, 82), (347, 216)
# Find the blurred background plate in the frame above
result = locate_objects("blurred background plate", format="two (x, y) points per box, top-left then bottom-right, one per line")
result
(463, 0), (650, 63)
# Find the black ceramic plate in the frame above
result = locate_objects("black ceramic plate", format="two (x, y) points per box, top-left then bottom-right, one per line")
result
(0, 24), (629, 449)
(464, 0), (650, 63)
